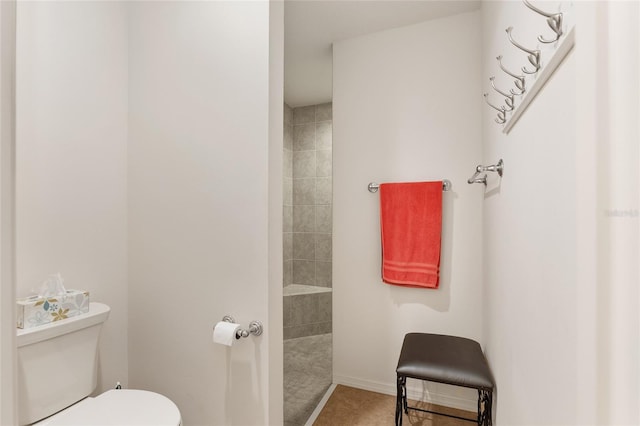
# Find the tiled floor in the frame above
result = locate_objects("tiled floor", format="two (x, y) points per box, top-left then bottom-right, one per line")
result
(284, 333), (332, 426)
(313, 385), (475, 426)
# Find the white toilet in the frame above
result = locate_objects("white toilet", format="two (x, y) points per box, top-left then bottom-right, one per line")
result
(17, 302), (182, 426)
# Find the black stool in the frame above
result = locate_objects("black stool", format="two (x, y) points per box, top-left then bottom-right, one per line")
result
(395, 333), (495, 426)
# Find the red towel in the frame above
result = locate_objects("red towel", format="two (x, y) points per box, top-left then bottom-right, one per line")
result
(379, 181), (442, 288)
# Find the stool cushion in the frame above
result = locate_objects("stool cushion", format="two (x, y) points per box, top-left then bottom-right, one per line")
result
(396, 333), (495, 390)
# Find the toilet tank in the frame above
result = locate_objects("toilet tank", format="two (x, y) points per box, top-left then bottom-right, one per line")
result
(16, 302), (110, 425)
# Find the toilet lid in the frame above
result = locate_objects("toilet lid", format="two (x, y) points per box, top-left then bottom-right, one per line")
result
(45, 389), (181, 426)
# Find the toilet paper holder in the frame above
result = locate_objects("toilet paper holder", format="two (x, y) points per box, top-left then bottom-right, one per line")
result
(221, 315), (263, 339)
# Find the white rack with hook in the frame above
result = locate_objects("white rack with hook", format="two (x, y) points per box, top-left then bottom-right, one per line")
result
(483, 0), (575, 133)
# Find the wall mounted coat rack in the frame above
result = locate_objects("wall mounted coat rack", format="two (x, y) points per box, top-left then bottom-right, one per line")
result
(484, 0), (575, 133)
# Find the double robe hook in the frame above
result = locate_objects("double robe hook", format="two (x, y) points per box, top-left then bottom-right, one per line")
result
(468, 159), (504, 186)
(506, 27), (541, 74)
(523, 0), (563, 44)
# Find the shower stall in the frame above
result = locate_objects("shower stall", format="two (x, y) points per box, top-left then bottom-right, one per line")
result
(283, 102), (333, 426)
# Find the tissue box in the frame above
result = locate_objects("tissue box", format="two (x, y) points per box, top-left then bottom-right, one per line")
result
(16, 290), (90, 329)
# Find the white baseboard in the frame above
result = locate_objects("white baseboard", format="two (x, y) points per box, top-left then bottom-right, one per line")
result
(333, 374), (477, 413)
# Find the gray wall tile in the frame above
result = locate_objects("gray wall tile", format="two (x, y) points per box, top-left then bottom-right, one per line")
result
(315, 122), (332, 150)
(301, 294), (319, 323)
(285, 293), (324, 327)
(314, 321), (332, 335)
(315, 205), (332, 233)
(283, 260), (293, 286)
(293, 233), (315, 260)
(293, 105), (315, 124)
(316, 150), (332, 177)
(315, 233), (332, 261)
(284, 125), (293, 151)
(284, 232), (293, 260)
(293, 178), (315, 205)
(283, 204), (293, 233)
(287, 295), (305, 325)
(293, 205), (315, 232)
(317, 292), (332, 321)
(293, 124), (315, 151)
(283, 179), (293, 207)
(284, 150), (293, 178)
(316, 261), (332, 287)
(315, 103), (332, 122)
(284, 321), (332, 340)
(292, 151), (315, 178)
(316, 177), (332, 205)
(284, 325), (302, 340)
(293, 260), (315, 285)
(283, 293), (291, 322)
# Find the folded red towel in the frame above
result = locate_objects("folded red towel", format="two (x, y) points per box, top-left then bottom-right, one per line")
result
(379, 181), (442, 288)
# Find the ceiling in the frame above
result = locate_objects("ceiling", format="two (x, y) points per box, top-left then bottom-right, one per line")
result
(284, 0), (481, 107)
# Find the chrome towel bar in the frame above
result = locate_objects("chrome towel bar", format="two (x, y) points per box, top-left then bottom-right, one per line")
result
(368, 179), (452, 193)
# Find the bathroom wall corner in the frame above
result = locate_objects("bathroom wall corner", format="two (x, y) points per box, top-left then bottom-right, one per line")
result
(0, 1), (17, 424)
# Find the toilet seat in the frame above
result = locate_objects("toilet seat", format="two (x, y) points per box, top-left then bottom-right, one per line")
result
(36, 389), (181, 426)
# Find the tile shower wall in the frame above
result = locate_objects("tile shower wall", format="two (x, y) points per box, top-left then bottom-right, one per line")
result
(283, 102), (332, 340)
(291, 103), (332, 287)
(284, 104), (293, 281)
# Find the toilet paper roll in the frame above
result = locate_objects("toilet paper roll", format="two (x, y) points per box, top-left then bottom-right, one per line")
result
(213, 321), (241, 346)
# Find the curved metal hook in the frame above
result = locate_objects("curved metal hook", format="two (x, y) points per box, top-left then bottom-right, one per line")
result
(497, 55), (526, 95)
(483, 93), (504, 113)
(522, 0), (563, 43)
(522, 0), (555, 17)
(483, 93), (507, 124)
(505, 27), (541, 74)
(489, 77), (515, 111)
(467, 171), (487, 186)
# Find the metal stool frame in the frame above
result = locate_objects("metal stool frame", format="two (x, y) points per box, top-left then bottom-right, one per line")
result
(395, 375), (493, 426)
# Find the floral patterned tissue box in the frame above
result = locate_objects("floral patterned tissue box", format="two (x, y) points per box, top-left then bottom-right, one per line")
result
(16, 290), (90, 329)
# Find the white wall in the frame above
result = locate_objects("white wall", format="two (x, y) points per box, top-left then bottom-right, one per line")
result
(333, 11), (483, 410)
(481, 1), (579, 423)
(127, 2), (276, 425)
(575, 2), (640, 424)
(15, 1), (129, 394)
(597, 5), (640, 422)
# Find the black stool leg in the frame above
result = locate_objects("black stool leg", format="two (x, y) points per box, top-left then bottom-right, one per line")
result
(486, 390), (493, 426)
(401, 376), (408, 414)
(477, 389), (493, 426)
(395, 375), (404, 426)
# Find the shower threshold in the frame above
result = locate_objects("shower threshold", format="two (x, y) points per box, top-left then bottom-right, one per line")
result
(284, 284), (332, 297)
